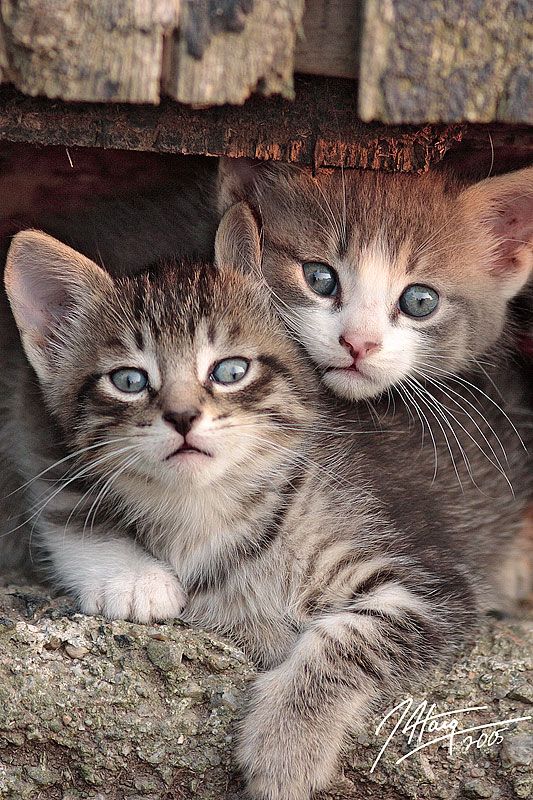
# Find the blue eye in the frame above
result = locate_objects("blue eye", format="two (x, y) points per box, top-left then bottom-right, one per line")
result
(110, 368), (148, 393)
(399, 284), (439, 318)
(302, 262), (338, 297)
(210, 358), (250, 385)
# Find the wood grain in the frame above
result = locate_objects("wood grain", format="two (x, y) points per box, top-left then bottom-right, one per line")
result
(0, 0), (303, 106)
(0, 0), (531, 124)
(0, 0), (179, 103)
(0, 79), (467, 173)
(163, 0), (304, 105)
(295, 0), (360, 80)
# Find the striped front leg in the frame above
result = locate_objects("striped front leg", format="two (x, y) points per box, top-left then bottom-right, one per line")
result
(238, 558), (475, 800)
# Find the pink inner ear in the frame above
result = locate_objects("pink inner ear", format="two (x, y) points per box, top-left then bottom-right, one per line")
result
(490, 194), (533, 273)
(11, 266), (72, 341)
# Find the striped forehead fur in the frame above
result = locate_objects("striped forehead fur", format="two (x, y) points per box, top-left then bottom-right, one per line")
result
(59, 258), (301, 386)
(231, 163), (463, 251)
(111, 260), (273, 338)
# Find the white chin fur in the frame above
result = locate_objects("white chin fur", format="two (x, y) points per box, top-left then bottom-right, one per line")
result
(322, 369), (391, 401)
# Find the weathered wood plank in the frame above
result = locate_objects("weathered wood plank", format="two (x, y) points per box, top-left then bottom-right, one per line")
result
(163, 0), (305, 105)
(0, 0), (531, 124)
(0, 0), (179, 103)
(359, 0), (533, 124)
(0, 0), (303, 106)
(0, 80), (467, 173)
(294, 0), (360, 80)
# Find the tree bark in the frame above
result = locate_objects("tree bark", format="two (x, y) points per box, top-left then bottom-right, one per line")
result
(0, 81), (469, 173)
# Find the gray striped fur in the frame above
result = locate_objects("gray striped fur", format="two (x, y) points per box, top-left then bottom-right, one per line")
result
(1, 218), (531, 800)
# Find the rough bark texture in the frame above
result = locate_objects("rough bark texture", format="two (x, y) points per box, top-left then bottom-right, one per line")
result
(359, 0), (533, 124)
(0, 80), (466, 173)
(1, 582), (531, 800)
(0, 79), (531, 173)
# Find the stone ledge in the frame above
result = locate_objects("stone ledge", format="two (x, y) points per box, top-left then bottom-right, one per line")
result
(0, 583), (531, 799)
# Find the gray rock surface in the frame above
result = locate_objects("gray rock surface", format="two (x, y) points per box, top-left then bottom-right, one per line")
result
(0, 582), (531, 800)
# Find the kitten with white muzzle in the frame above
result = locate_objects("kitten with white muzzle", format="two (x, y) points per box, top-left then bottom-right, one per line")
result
(1, 214), (315, 620)
(218, 161), (533, 403)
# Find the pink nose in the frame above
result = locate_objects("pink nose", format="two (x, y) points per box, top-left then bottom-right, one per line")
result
(339, 335), (381, 362)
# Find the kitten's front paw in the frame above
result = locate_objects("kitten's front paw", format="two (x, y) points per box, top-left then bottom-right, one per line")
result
(79, 565), (186, 623)
(238, 673), (338, 800)
(239, 730), (313, 800)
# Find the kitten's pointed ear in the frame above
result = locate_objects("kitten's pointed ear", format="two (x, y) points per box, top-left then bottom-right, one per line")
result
(214, 202), (262, 274)
(5, 230), (113, 379)
(217, 157), (261, 215)
(460, 167), (533, 299)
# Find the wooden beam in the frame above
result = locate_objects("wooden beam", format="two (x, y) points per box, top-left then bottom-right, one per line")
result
(0, 79), (466, 173)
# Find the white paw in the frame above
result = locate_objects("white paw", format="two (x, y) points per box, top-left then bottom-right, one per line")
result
(78, 565), (187, 623)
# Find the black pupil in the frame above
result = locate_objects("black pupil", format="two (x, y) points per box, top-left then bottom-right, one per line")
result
(414, 291), (429, 307)
(112, 369), (146, 392)
(400, 285), (438, 317)
(213, 359), (248, 384)
(304, 263), (337, 296)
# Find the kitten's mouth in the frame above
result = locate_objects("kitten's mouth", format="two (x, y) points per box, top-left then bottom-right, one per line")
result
(165, 444), (212, 461)
(327, 363), (371, 380)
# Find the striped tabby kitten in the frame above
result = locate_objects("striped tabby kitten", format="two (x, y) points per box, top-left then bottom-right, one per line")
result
(2, 209), (531, 800)
(218, 160), (533, 402)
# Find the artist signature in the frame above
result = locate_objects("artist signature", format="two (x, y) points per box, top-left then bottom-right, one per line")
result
(370, 696), (532, 773)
